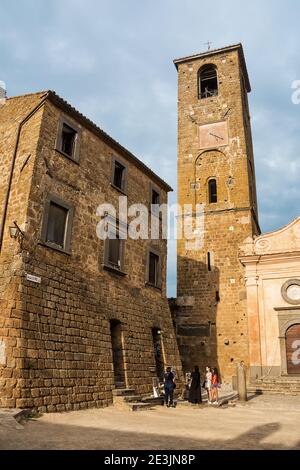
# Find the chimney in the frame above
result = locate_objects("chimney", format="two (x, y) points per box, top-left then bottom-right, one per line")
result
(0, 81), (7, 107)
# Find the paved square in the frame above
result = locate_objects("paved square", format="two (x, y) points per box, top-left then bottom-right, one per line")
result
(1, 394), (300, 450)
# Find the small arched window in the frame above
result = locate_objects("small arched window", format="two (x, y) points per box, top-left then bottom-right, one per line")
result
(208, 179), (217, 203)
(199, 65), (218, 99)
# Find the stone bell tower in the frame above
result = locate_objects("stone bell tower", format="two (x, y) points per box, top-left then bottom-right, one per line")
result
(173, 44), (260, 383)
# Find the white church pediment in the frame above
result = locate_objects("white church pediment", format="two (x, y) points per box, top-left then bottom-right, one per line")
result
(240, 217), (300, 256)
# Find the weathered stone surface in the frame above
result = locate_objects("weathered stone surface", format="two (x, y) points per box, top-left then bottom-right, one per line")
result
(0, 92), (183, 412)
(173, 45), (260, 383)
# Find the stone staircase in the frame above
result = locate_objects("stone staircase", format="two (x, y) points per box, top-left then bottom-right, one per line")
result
(248, 376), (300, 395)
(112, 387), (164, 411)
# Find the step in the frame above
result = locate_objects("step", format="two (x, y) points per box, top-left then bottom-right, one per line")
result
(249, 385), (300, 390)
(141, 396), (165, 406)
(129, 402), (154, 412)
(112, 388), (136, 397)
(248, 386), (300, 396)
(123, 395), (142, 403)
(253, 379), (300, 385)
(115, 381), (126, 389)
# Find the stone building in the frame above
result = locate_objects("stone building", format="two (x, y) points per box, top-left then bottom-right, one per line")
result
(171, 44), (260, 384)
(0, 90), (183, 411)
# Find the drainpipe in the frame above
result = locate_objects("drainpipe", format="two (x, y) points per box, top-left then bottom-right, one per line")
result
(0, 92), (49, 252)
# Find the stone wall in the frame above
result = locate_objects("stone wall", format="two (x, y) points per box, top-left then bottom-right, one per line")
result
(174, 46), (259, 384)
(0, 93), (183, 411)
(0, 93), (46, 407)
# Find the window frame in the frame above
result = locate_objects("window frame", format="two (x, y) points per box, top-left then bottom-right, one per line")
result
(198, 64), (219, 100)
(41, 194), (74, 254)
(149, 183), (161, 217)
(103, 218), (126, 275)
(56, 116), (81, 163)
(111, 156), (128, 194)
(145, 247), (162, 290)
(208, 178), (218, 204)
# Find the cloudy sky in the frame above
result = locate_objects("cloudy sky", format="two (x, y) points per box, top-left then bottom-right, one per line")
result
(1, 0), (300, 296)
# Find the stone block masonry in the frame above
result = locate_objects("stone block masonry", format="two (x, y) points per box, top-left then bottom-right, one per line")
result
(0, 91), (183, 411)
(173, 44), (260, 384)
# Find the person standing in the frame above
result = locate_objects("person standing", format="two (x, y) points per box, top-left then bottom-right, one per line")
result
(164, 366), (176, 407)
(204, 366), (212, 404)
(211, 367), (220, 405)
(188, 366), (202, 404)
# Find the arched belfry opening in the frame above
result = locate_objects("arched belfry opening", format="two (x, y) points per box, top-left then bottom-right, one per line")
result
(198, 64), (218, 99)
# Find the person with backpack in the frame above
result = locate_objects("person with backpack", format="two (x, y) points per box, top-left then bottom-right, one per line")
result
(163, 366), (176, 407)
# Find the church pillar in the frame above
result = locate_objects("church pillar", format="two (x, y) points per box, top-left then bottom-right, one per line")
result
(244, 259), (263, 380)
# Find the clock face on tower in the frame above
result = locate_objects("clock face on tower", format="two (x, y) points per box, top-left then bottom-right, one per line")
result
(199, 121), (229, 150)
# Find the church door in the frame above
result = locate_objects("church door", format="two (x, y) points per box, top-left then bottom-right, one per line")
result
(286, 324), (300, 375)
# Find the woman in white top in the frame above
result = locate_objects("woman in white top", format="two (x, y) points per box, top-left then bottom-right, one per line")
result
(205, 366), (213, 404)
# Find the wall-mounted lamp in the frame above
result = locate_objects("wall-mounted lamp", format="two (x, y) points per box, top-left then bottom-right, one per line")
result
(9, 221), (25, 241)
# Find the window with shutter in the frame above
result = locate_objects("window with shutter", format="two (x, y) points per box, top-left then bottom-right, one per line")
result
(61, 123), (77, 157)
(46, 202), (68, 248)
(152, 189), (160, 206)
(111, 158), (128, 193)
(104, 220), (126, 274)
(108, 235), (121, 269)
(147, 249), (161, 288)
(150, 185), (161, 217)
(113, 161), (126, 191)
(56, 117), (80, 162)
(41, 195), (74, 253)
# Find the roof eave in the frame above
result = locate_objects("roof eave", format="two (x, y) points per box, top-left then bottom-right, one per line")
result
(173, 43), (251, 93)
(45, 90), (173, 193)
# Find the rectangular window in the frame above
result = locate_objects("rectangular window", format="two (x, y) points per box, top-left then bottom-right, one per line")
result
(46, 202), (68, 248)
(207, 252), (212, 272)
(104, 222), (125, 274)
(150, 184), (161, 217)
(61, 123), (77, 157)
(56, 117), (80, 162)
(112, 159), (127, 192)
(152, 189), (160, 206)
(108, 234), (121, 269)
(41, 195), (74, 253)
(147, 249), (161, 288)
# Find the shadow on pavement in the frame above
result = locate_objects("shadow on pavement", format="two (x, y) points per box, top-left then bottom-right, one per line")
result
(0, 417), (299, 450)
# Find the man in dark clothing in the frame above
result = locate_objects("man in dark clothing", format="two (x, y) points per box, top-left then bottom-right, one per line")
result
(188, 366), (202, 404)
(164, 366), (176, 407)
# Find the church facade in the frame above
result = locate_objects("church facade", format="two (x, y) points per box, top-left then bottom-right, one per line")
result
(240, 217), (300, 380)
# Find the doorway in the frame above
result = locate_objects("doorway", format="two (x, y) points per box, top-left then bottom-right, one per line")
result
(286, 324), (300, 375)
(110, 320), (126, 388)
(152, 328), (165, 381)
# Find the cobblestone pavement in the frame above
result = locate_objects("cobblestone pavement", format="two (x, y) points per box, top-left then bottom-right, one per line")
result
(1, 394), (300, 450)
